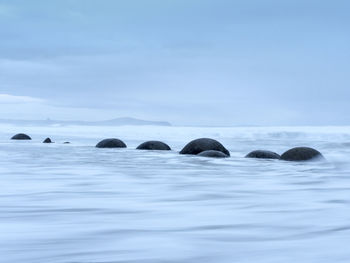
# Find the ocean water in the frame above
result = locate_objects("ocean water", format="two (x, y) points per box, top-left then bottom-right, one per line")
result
(1, 124), (350, 263)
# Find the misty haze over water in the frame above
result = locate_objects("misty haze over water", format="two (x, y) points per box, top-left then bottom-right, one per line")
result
(1, 0), (350, 262)
(1, 124), (350, 262)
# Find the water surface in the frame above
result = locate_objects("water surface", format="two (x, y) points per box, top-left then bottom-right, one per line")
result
(1, 125), (350, 263)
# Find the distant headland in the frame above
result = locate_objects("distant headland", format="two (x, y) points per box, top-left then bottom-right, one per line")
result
(0, 117), (172, 127)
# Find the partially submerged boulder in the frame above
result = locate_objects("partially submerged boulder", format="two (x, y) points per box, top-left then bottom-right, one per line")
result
(245, 150), (280, 159)
(96, 138), (127, 148)
(198, 150), (229, 158)
(43, 138), (53, 143)
(281, 147), (324, 161)
(11, 133), (31, 140)
(136, 141), (171, 150)
(180, 138), (230, 156)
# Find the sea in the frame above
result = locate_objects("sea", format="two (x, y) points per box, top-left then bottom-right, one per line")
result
(1, 124), (350, 263)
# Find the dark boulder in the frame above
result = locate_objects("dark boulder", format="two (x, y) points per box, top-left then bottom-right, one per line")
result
(137, 141), (171, 150)
(180, 138), (230, 156)
(281, 147), (324, 161)
(198, 150), (229, 158)
(96, 138), (127, 148)
(43, 138), (53, 143)
(11, 133), (32, 140)
(245, 150), (280, 159)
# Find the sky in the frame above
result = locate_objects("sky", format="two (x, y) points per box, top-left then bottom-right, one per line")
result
(0, 0), (349, 126)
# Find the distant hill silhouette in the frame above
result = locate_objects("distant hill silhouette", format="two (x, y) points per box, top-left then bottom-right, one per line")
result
(0, 117), (171, 127)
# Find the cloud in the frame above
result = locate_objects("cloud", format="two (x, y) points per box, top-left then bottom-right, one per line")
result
(0, 94), (44, 104)
(0, 1), (349, 125)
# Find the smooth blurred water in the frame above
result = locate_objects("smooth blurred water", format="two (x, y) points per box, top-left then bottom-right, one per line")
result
(1, 124), (350, 263)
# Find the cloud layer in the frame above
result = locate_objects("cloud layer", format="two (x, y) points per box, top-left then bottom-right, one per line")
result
(0, 0), (349, 125)
(0, 94), (44, 104)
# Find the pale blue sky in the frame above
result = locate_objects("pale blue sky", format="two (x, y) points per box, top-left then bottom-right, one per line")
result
(0, 0), (349, 125)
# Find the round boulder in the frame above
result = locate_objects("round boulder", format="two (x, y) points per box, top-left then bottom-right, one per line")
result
(11, 133), (32, 140)
(245, 150), (280, 159)
(96, 138), (127, 148)
(180, 138), (230, 156)
(198, 150), (229, 158)
(43, 138), (53, 143)
(137, 141), (171, 151)
(281, 147), (324, 161)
